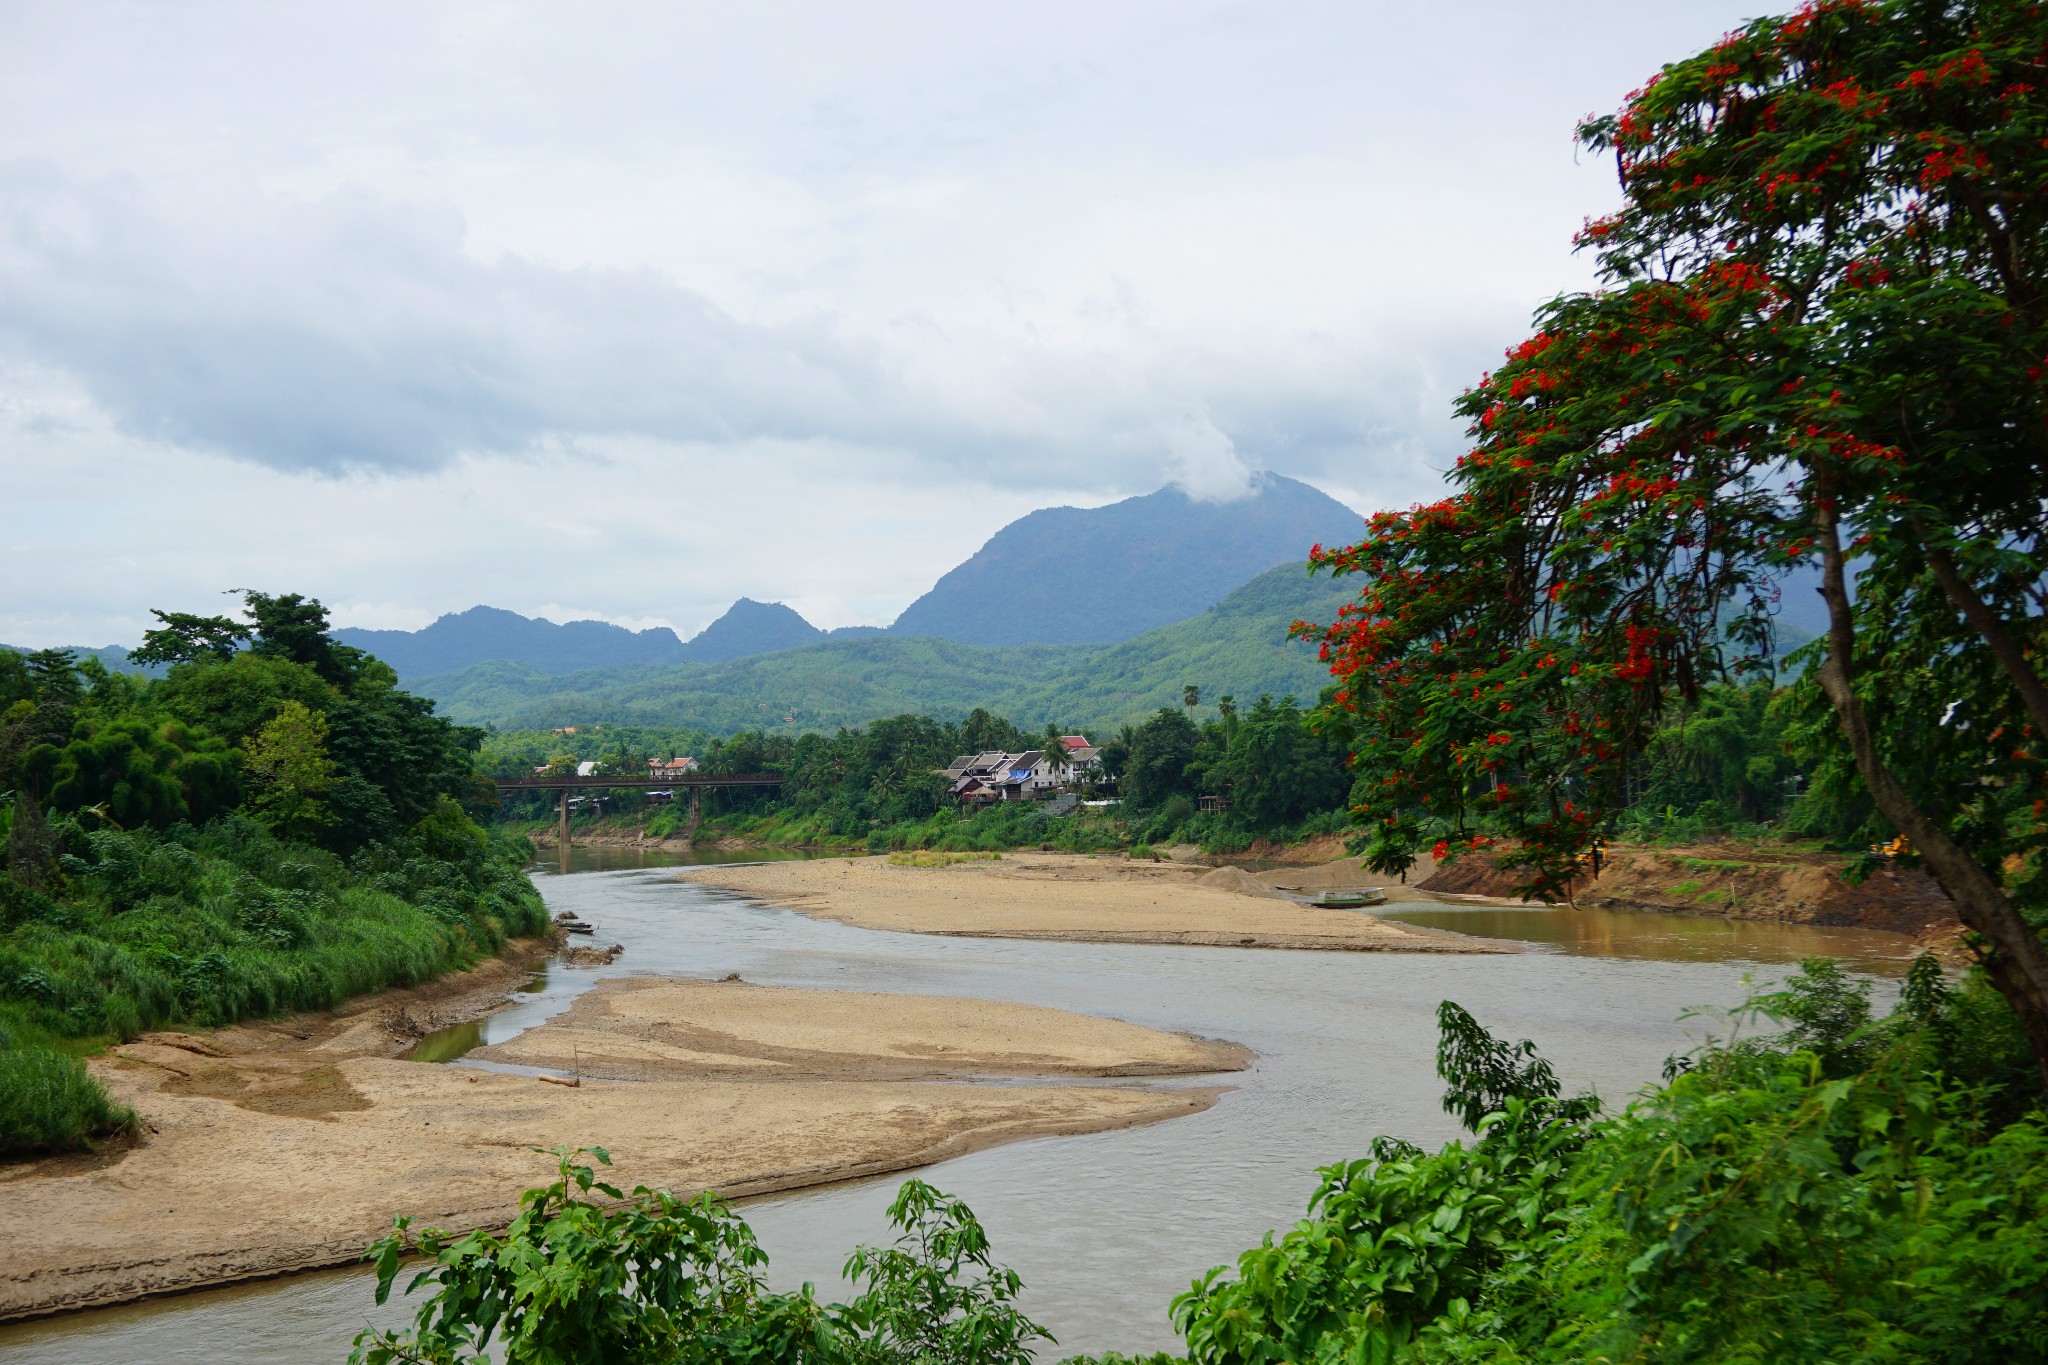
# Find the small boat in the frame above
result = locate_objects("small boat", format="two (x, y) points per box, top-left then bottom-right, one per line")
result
(557, 917), (596, 935)
(1312, 889), (1386, 909)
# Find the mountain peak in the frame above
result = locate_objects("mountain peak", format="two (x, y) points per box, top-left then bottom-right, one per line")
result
(684, 598), (822, 664)
(887, 473), (1360, 646)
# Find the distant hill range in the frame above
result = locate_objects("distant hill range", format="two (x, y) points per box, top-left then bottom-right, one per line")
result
(324, 473), (1363, 681)
(330, 598), (881, 678)
(407, 561), (1359, 734)
(887, 472), (1363, 645)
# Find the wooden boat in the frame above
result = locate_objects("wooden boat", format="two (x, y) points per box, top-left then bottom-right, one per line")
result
(1312, 889), (1386, 909)
(557, 918), (596, 935)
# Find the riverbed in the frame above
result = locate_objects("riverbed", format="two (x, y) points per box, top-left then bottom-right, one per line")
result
(0, 847), (1917, 1363)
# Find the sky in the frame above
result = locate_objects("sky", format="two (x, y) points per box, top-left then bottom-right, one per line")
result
(0, 0), (1765, 648)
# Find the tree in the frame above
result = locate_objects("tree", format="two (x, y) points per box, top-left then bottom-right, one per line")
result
(1301, 0), (2048, 1080)
(240, 699), (335, 838)
(1123, 707), (1200, 808)
(22, 716), (239, 829)
(1182, 683), (1201, 721)
(128, 611), (251, 667)
(1200, 695), (1352, 829)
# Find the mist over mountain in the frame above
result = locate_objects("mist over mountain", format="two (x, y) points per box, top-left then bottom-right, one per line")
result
(886, 472), (1362, 645)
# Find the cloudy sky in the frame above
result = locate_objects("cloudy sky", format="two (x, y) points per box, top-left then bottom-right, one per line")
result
(1, 0), (1761, 647)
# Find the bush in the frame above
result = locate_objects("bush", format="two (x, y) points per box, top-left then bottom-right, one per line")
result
(0, 1044), (136, 1159)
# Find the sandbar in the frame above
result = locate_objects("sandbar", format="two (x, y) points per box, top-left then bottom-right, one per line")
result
(0, 966), (1231, 1321)
(474, 975), (1251, 1080)
(680, 852), (1512, 952)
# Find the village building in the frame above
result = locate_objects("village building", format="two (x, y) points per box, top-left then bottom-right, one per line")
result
(938, 737), (1100, 805)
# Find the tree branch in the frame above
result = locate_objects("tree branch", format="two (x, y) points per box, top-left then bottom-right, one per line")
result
(1813, 497), (2048, 1087)
(1911, 516), (2048, 741)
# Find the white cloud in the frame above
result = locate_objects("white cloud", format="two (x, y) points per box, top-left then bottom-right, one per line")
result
(0, 0), (1768, 643)
(1166, 414), (1254, 503)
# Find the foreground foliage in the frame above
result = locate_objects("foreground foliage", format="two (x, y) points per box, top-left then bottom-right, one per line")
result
(346, 960), (2046, 1364)
(1169, 962), (2047, 1364)
(353, 1152), (1048, 1365)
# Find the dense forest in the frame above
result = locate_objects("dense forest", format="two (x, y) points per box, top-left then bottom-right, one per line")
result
(0, 593), (544, 1158)
(483, 675), (1872, 859)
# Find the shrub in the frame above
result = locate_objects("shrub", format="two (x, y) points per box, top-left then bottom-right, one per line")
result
(0, 1044), (136, 1159)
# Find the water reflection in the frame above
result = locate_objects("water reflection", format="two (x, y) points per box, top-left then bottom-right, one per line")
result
(1379, 900), (1919, 976)
(539, 844), (846, 875)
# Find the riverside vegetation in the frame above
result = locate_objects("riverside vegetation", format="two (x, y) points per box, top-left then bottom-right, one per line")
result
(489, 676), (1885, 860)
(0, 592), (545, 1159)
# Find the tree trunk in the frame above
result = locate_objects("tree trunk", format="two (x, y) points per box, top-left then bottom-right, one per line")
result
(1812, 504), (2048, 1088)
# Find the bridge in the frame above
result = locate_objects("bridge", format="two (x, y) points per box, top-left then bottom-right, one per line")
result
(491, 772), (784, 844)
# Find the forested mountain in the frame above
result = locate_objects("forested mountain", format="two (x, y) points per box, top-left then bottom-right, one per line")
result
(409, 562), (1346, 732)
(681, 598), (822, 662)
(990, 561), (1352, 720)
(332, 606), (690, 676)
(888, 472), (1361, 645)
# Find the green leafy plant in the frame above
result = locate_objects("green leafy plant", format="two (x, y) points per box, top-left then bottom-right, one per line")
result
(351, 1148), (1049, 1365)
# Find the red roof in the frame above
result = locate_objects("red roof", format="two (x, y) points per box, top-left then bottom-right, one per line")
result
(1060, 735), (1091, 750)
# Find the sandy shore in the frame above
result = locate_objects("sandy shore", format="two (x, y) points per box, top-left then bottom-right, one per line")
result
(0, 969), (1232, 1322)
(475, 976), (1251, 1081)
(679, 852), (1512, 952)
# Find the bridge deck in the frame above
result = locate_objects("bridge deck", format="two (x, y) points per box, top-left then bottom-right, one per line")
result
(492, 774), (782, 791)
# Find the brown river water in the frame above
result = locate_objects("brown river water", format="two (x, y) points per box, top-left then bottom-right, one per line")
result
(0, 848), (1918, 1362)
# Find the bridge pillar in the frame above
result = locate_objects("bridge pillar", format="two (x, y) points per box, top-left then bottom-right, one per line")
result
(684, 787), (703, 841)
(558, 788), (570, 849)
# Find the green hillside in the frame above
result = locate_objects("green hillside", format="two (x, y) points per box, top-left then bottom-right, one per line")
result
(413, 563), (1354, 733)
(412, 638), (1091, 731)
(986, 562), (1351, 726)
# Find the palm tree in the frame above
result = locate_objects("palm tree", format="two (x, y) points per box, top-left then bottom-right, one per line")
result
(1182, 684), (1200, 720)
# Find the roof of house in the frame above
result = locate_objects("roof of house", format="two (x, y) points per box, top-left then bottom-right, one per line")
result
(1060, 735), (1091, 750)
(1011, 750), (1045, 768)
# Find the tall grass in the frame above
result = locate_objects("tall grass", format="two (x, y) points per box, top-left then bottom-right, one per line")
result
(0, 1042), (136, 1157)
(1, 806), (547, 1160)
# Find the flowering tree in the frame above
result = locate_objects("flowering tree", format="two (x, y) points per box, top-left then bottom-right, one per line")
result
(1301, 0), (2048, 1078)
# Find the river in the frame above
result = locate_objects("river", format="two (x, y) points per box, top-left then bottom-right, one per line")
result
(0, 848), (1918, 1363)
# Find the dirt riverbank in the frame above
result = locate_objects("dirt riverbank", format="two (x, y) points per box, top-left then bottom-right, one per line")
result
(678, 852), (1512, 952)
(1418, 842), (1962, 947)
(0, 964), (1233, 1322)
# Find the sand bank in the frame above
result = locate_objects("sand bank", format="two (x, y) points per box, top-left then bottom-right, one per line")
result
(474, 975), (1251, 1081)
(0, 972), (1230, 1321)
(679, 852), (1511, 952)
